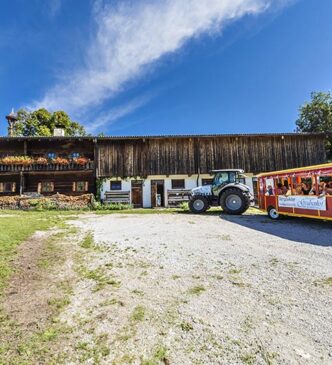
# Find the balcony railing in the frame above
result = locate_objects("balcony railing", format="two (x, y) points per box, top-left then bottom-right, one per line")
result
(0, 161), (94, 172)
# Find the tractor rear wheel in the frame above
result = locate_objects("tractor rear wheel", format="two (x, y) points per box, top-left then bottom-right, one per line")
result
(220, 188), (250, 215)
(189, 196), (209, 214)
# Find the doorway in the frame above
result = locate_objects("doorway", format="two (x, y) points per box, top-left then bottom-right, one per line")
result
(151, 180), (165, 207)
(131, 180), (143, 208)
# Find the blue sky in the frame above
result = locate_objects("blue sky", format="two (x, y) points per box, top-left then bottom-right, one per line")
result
(0, 0), (332, 136)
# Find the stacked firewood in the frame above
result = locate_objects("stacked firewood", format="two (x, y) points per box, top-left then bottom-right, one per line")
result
(0, 194), (94, 210)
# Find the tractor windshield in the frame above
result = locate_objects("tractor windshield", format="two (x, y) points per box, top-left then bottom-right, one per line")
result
(214, 172), (229, 186)
(213, 171), (238, 186)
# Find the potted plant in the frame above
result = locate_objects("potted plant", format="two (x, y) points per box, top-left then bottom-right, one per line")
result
(52, 157), (69, 165)
(35, 157), (48, 164)
(73, 157), (89, 165)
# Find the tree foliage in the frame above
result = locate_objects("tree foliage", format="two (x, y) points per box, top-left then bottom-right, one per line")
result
(13, 108), (86, 137)
(296, 92), (332, 158)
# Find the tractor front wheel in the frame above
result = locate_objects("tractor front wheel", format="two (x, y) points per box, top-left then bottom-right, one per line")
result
(189, 196), (209, 214)
(220, 188), (250, 215)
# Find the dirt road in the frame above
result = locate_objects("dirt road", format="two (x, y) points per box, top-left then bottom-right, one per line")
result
(62, 212), (332, 365)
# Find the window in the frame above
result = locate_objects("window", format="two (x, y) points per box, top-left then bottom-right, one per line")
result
(73, 181), (88, 192)
(39, 182), (54, 193)
(213, 172), (229, 186)
(0, 182), (16, 193)
(71, 152), (80, 158)
(47, 152), (57, 159)
(111, 181), (122, 190)
(202, 178), (213, 186)
(171, 179), (185, 189)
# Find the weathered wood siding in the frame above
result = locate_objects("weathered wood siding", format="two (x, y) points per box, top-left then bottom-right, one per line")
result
(24, 172), (95, 196)
(97, 135), (326, 177)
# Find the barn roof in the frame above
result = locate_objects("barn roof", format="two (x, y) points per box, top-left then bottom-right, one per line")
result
(0, 132), (327, 141)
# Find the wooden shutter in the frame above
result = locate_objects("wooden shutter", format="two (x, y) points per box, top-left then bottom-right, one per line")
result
(12, 182), (16, 193)
(0, 183), (3, 192)
(37, 183), (42, 194)
(72, 182), (76, 192)
(84, 181), (89, 192)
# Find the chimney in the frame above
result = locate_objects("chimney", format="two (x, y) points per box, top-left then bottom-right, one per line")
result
(53, 125), (65, 137)
(6, 108), (18, 137)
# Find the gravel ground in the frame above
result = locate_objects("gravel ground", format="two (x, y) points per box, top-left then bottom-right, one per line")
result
(65, 212), (332, 365)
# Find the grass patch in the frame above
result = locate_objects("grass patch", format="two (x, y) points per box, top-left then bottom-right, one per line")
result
(240, 353), (256, 365)
(322, 277), (332, 286)
(100, 298), (125, 307)
(269, 257), (279, 266)
(180, 322), (193, 331)
(141, 345), (168, 365)
(228, 268), (242, 275)
(79, 266), (121, 291)
(131, 306), (145, 322)
(131, 289), (144, 296)
(75, 333), (110, 363)
(47, 297), (71, 311)
(0, 212), (82, 365)
(80, 232), (95, 249)
(188, 285), (206, 295)
(0, 211), (73, 299)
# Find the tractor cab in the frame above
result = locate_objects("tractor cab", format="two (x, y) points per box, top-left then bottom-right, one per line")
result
(211, 169), (245, 188)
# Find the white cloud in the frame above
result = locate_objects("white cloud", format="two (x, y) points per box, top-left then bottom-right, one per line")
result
(33, 0), (289, 128)
(86, 93), (154, 133)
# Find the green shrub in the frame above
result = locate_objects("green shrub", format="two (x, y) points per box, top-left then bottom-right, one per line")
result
(93, 202), (133, 211)
(178, 202), (189, 211)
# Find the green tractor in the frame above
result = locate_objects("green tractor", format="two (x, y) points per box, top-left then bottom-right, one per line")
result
(189, 169), (253, 214)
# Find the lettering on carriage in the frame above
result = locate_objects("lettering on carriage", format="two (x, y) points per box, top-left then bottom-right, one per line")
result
(278, 196), (327, 211)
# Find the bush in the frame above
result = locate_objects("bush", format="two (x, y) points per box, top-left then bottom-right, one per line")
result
(178, 202), (189, 211)
(93, 202), (133, 211)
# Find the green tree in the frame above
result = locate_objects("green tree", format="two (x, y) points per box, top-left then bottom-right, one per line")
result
(296, 91), (332, 159)
(13, 108), (86, 137)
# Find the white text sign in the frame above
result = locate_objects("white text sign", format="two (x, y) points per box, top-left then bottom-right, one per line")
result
(278, 196), (326, 211)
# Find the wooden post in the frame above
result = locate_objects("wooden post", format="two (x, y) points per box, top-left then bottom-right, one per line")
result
(20, 172), (24, 196)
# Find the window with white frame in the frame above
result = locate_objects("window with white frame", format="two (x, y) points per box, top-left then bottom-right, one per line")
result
(0, 182), (16, 193)
(171, 179), (185, 189)
(111, 181), (122, 190)
(39, 182), (54, 193)
(202, 178), (213, 186)
(73, 181), (88, 192)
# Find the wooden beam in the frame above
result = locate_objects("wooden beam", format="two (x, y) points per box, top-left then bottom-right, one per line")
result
(20, 172), (24, 196)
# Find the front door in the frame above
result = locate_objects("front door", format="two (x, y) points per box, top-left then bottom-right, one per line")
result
(131, 180), (143, 208)
(151, 180), (164, 207)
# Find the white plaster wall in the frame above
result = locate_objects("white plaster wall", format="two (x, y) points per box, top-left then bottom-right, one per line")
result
(142, 179), (151, 208)
(100, 174), (255, 207)
(100, 179), (131, 201)
(244, 175), (254, 195)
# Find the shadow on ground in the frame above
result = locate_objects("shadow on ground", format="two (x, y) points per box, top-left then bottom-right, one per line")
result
(219, 213), (332, 247)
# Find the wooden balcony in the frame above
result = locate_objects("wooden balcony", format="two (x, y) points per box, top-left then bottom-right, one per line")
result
(0, 161), (94, 172)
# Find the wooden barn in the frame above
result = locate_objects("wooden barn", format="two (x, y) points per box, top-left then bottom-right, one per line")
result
(0, 132), (327, 207)
(96, 133), (326, 207)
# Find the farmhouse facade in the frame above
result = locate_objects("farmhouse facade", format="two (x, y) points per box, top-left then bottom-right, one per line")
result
(0, 133), (327, 207)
